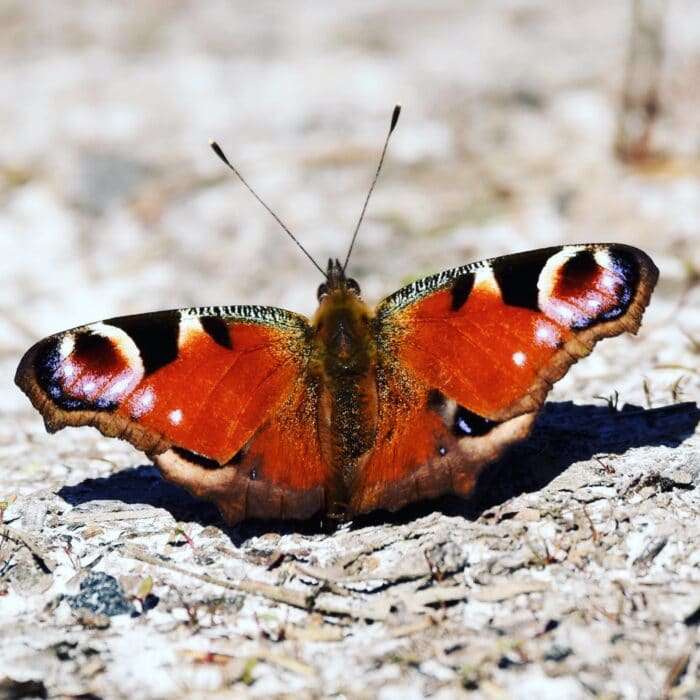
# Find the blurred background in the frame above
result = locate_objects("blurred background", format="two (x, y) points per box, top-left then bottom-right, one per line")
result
(2, 0), (699, 414)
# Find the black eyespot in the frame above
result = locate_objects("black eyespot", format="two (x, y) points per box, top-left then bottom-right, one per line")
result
(317, 283), (330, 300)
(452, 405), (496, 437)
(346, 278), (361, 295)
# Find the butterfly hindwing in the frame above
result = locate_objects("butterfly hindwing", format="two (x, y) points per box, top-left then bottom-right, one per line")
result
(154, 374), (326, 522)
(15, 305), (329, 520)
(350, 364), (536, 515)
(352, 244), (658, 514)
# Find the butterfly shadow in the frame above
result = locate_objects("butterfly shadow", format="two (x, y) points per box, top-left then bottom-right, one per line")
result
(350, 399), (700, 529)
(58, 400), (699, 540)
(56, 467), (331, 544)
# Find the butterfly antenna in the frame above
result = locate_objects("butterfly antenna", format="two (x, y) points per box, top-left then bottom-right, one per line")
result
(209, 140), (327, 278)
(343, 103), (401, 272)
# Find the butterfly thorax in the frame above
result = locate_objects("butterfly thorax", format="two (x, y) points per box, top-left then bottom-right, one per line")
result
(310, 265), (379, 513)
(312, 259), (374, 376)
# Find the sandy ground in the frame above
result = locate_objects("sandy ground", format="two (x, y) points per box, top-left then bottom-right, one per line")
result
(1, 1), (699, 698)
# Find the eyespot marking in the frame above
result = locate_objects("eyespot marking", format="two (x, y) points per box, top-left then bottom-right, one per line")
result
(453, 405), (496, 438)
(538, 246), (642, 330)
(35, 333), (121, 412)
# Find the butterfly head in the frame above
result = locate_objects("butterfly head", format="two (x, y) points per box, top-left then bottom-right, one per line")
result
(317, 258), (361, 301)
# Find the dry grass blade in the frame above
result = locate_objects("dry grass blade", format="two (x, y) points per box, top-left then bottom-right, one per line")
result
(122, 544), (313, 609)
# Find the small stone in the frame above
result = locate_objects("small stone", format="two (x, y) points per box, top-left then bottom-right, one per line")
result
(66, 571), (134, 617)
(7, 550), (53, 596)
(20, 502), (48, 532)
(424, 540), (468, 575)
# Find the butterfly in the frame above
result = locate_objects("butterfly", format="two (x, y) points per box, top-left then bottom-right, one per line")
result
(15, 106), (659, 523)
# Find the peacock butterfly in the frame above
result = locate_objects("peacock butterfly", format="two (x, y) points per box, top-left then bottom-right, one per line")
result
(15, 106), (658, 523)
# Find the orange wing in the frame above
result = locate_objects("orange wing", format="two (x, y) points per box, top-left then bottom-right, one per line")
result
(352, 244), (658, 514)
(16, 305), (327, 521)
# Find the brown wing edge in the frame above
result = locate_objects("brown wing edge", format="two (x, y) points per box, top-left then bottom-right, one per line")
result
(15, 342), (326, 524)
(491, 247), (659, 421)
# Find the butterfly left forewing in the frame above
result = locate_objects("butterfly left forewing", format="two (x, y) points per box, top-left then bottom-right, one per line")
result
(351, 243), (658, 514)
(16, 305), (329, 521)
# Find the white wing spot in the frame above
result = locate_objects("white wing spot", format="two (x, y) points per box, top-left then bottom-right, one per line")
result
(512, 351), (527, 367)
(139, 388), (154, 408)
(58, 335), (76, 359)
(178, 315), (204, 347)
(129, 387), (155, 418)
(107, 376), (133, 398)
(535, 320), (560, 347)
(550, 301), (574, 321)
(168, 408), (183, 426)
(593, 249), (614, 269)
(474, 267), (500, 293)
